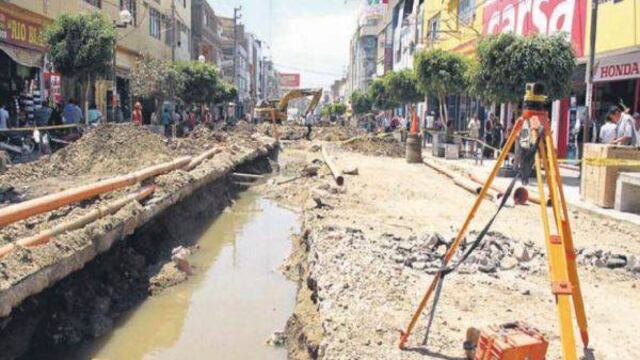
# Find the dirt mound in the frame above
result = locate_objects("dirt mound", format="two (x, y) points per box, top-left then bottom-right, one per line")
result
(313, 126), (364, 142)
(171, 125), (228, 156)
(1, 124), (173, 184)
(341, 134), (404, 158)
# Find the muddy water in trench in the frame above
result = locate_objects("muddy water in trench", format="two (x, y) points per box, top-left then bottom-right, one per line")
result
(68, 193), (297, 360)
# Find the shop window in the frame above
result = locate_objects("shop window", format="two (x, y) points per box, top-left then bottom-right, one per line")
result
(458, 0), (475, 25)
(84, 0), (101, 8)
(149, 8), (161, 39)
(120, 0), (137, 26)
(427, 14), (440, 43)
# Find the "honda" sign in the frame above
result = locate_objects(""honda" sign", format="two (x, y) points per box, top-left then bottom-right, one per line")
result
(482, 0), (587, 57)
(593, 51), (640, 82)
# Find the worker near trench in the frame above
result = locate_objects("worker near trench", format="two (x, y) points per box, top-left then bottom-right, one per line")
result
(304, 113), (313, 141)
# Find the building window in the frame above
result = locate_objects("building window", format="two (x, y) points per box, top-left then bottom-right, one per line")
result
(120, 0), (137, 26)
(84, 0), (101, 8)
(427, 14), (440, 42)
(458, 0), (475, 25)
(149, 8), (161, 39)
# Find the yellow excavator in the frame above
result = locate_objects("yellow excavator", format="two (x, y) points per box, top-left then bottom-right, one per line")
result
(254, 88), (323, 123)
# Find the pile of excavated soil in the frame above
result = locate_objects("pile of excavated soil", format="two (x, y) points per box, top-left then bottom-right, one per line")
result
(312, 126), (365, 142)
(0, 124), (173, 185)
(341, 134), (405, 158)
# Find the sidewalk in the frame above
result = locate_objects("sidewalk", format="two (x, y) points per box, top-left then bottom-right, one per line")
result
(422, 148), (640, 226)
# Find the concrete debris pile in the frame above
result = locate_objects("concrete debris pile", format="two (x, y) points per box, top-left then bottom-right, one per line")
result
(577, 248), (640, 274)
(389, 231), (546, 275)
(341, 134), (404, 158)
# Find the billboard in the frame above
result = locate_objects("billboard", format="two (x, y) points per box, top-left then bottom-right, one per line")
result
(482, 0), (587, 57)
(278, 73), (301, 89)
(359, 0), (385, 24)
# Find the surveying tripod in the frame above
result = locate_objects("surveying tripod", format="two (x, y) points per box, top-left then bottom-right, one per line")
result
(399, 83), (590, 360)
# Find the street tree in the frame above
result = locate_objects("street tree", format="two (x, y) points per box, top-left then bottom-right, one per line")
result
(131, 55), (184, 118)
(384, 70), (423, 106)
(175, 61), (222, 106)
(44, 12), (117, 118)
(321, 103), (347, 121)
(213, 80), (237, 104)
(350, 90), (372, 115)
(471, 33), (576, 104)
(414, 48), (468, 123)
(368, 78), (397, 111)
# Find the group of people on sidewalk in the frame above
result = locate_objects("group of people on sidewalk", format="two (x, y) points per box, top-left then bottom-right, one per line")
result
(598, 106), (640, 146)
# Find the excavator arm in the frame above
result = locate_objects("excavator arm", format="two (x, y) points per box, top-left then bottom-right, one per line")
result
(255, 88), (323, 122)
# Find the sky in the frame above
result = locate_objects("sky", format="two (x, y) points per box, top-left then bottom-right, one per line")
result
(210, 0), (360, 89)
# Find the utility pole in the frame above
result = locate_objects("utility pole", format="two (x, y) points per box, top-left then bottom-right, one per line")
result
(171, 0), (176, 62)
(584, 0), (599, 146)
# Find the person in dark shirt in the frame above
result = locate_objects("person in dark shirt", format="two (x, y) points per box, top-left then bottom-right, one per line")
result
(48, 101), (64, 126)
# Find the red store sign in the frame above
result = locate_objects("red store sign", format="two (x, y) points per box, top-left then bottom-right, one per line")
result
(593, 51), (640, 83)
(482, 0), (587, 57)
(0, 9), (47, 52)
(278, 73), (301, 88)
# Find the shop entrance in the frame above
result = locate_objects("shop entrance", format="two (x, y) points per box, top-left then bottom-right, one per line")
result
(0, 49), (41, 127)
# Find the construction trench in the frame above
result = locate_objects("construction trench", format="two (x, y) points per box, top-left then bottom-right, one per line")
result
(0, 123), (639, 359)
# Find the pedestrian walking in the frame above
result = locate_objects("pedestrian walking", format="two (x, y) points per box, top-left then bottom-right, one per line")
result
(161, 108), (171, 137)
(132, 102), (143, 125)
(467, 116), (480, 157)
(484, 117), (494, 158)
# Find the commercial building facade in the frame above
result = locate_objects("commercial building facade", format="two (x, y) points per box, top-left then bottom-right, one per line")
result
(0, 0), (189, 123)
(419, 0), (640, 158)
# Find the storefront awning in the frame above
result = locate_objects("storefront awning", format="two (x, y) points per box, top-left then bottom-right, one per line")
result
(593, 50), (640, 83)
(0, 44), (43, 68)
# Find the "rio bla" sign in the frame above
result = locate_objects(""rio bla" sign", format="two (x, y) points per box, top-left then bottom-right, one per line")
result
(482, 0), (587, 57)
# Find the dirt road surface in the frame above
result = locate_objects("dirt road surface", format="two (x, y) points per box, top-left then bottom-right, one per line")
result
(268, 143), (640, 360)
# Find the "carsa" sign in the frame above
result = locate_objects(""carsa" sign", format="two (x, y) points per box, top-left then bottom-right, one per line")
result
(482, 0), (587, 57)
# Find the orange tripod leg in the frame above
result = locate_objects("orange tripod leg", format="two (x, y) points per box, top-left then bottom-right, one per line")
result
(398, 118), (524, 349)
(543, 133), (590, 349)
(535, 139), (578, 360)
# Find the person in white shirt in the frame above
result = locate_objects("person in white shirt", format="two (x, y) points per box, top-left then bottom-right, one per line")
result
(633, 112), (640, 146)
(467, 116), (480, 156)
(599, 113), (618, 144)
(0, 103), (9, 129)
(607, 106), (636, 145)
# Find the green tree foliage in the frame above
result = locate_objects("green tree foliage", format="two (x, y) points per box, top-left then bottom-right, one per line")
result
(350, 90), (372, 115)
(131, 55), (184, 104)
(321, 103), (347, 120)
(44, 12), (116, 78)
(175, 61), (222, 105)
(44, 13), (117, 119)
(333, 103), (347, 116)
(472, 33), (576, 103)
(414, 48), (468, 122)
(384, 69), (423, 105)
(213, 80), (238, 104)
(368, 78), (397, 111)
